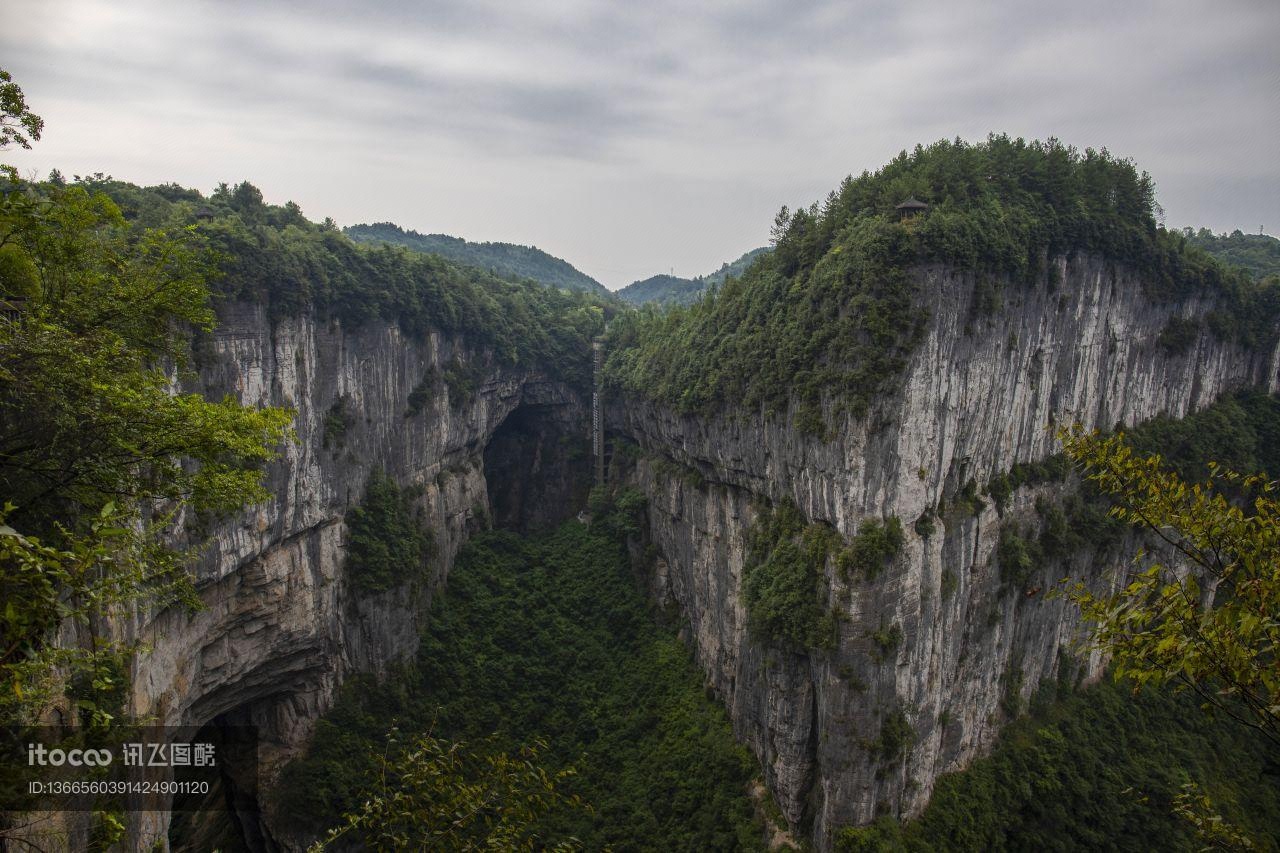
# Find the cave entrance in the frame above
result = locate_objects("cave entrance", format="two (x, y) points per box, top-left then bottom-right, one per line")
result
(168, 713), (264, 853)
(482, 402), (590, 533)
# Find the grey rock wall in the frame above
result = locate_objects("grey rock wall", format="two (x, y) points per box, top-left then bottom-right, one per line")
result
(609, 253), (1280, 847)
(123, 302), (584, 848)
(113, 251), (1279, 851)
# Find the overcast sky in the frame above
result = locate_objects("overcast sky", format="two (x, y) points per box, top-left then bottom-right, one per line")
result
(3, 0), (1278, 289)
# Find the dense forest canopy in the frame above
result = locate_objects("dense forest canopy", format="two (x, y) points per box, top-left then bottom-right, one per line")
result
(275, 503), (767, 851)
(346, 220), (609, 295)
(603, 136), (1280, 430)
(57, 176), (608, 389)
(836, 677), (1280, 852)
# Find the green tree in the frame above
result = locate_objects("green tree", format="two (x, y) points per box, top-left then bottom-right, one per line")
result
(309, 732), (585, 852)
(0, 71), (292, 722)
(1171, 782), (1259, 852)
(1060, 426), (1280, 850)
(0, 67), (42, 151)
(1059, 428), (1279, 747)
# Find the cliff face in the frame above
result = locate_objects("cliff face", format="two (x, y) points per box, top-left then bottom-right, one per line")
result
(119, 251), (1279, 850)
(609, 254), (1280, 846)
(125, 302), (586, 846)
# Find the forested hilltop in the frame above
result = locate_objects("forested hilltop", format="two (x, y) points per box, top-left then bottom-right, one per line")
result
(59, 176), (608, 389)
(603, 136), (1280, 430)
(617, 246), (770, 307)
(346, 220), (609, 296)
(1183, 228), (1280, 280)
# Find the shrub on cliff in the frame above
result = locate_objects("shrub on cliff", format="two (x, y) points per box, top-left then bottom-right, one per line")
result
(838, 517), (905, 582)
(742, 500), (840, 650)
(343, 470), (432, 594)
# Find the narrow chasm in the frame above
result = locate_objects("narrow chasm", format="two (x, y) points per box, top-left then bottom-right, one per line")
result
(266, 486), (779, 850)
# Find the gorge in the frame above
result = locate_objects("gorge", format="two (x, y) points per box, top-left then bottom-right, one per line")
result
(142, 260), (1276, 850)
(7, 140), (1280, 852)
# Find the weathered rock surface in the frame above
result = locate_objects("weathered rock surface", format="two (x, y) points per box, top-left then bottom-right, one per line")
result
(125, 302), (585, 848)
(116, 252), (1280, 851)
(608, 254), (1280, 847)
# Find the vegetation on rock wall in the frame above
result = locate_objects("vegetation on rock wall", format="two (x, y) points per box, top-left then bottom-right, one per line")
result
(838, 517), (905, 583)
(740, 496), (907, 650)
(742, 500), (840, 650)
(835, 678), (1280, 852)
(343, 470), (433, 594)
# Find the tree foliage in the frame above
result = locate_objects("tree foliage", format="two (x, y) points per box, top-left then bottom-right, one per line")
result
(1059, 427), (1280, 747)
(0, 186), (291, 531)
(0, 68), (42, 152)
(277, 514), (767, 851)
(310, 733), (585, 852)
(0, 503), (191, 721)
(0, 71), (291, 722)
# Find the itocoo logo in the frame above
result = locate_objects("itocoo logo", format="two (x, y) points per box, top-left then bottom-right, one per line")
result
(27, 743), (113, 767)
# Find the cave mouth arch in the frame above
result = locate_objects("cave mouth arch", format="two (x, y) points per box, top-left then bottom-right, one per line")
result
(482, 400), (591, 533)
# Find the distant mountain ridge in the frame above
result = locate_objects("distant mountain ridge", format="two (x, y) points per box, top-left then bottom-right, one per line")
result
(616, 273), (704, 307)
(617, 247), (770, 307)
(1182, 228), (1280, 280)
(345, 222), (609, 295)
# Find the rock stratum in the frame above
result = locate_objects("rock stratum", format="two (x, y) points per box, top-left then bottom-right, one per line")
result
(123, 301), (587, 847)
(610, 253), (1280, 845)
(125, 253), (1276, 850)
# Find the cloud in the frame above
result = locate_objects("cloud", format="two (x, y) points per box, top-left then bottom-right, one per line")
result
(2, 0), (1277, 287)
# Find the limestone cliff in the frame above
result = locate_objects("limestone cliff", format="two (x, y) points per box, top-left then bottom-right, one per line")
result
(116, 251), (1279, 851)
(608, 253), (1280, 847)
(125, 301), (587, 846)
